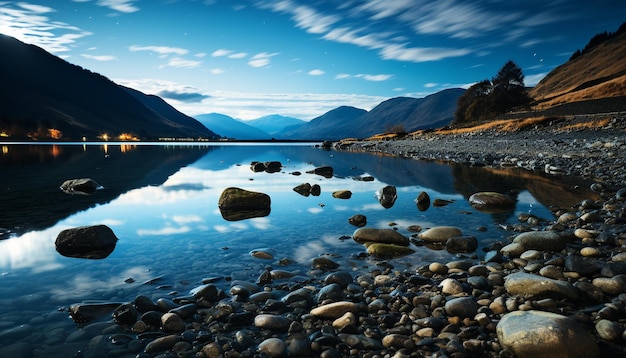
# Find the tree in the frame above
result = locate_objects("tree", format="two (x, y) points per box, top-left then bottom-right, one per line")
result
(453, 60), (532, 126)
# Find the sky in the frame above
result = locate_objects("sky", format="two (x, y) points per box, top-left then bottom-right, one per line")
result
(1, 1), (625, 121)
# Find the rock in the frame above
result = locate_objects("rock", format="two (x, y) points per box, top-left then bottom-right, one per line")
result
(382, 334), (409, 349)
(444, 297), (478, 319)
(348, 214), (367, 227)
(332, 190), (352, 199)
(218, 187), (271, 221)
(258, 338), (286, 357)
(500, 243), (525, 257)
(250, 161), (266, 172)
(445, 236), (478, 253)
(504, 272), (578, 300)
(144, 334), (180, 354)
(376, 185), (397, 208)
(564, 254), (599, 276)
(592, 275), (626, 295)
(254, 314), (290, 330)
(312, 257), (340, 270)
(338, 333), (384, 350)
(497, 310), (599, 358)
(595, 319), (623, 341)
(293, 183), (312, 196)
(439, 278), (464, 295)
(55, 225), (118, 259)
(264, 161), (282, 173)
(353, 228), (409, 246)
(418, 226), (462, 243)
(333, 312), (357, 331)
(513, 231), (567, 251)
(112, 303), (137, 325)
(415, 191), (430, 211)
(366, 243), (414, 258)
(310, 184), (321, 196)
(310, 301), (360, 319)
(468, 192), (516, 212)
(307, 166), (333, 178)
(60, 178), (101, 195)
(160, 312), (185, 332)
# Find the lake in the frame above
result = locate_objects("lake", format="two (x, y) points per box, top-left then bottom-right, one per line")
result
(0, 142), (595, 357)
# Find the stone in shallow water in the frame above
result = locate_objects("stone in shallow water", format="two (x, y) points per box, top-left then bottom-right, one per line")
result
(366, 243), (414, 258)
(332, 190), (352, 199)
(497, 310), (599, 358)
(504, 272), (578, 300)
(218, 187), (271, 221)
(55, 225), (118, 259)
(352, 228), (409, 246)
(468, 192), (515, 211)
(512, 230), (567, 251)
(418, 226), (462, 243)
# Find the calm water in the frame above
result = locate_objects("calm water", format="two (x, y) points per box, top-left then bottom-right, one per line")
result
(0, 143), (595, 356)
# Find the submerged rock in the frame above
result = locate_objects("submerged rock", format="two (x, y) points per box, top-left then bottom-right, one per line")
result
(60, 178), (101, 195)
(218, 187), (271, 221)
(366, 243), (414, 258)
(353, 228), (409, 246)
(469, 192), (516, 212)
(55, 225), (118, 259)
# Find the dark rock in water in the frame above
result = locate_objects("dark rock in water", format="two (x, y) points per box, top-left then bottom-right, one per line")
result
(112, 303), (138, 325)
(264, 161), (282, 173)
(332, 190), (352, 199)
(55, 225), (118, 259)
(218, 187), (271, 221)
(293, 183), (312, 197)
(312, 257), (340, 270)
(307, 166), (333, 178)
(60, 178), (101, 195)
(250, 161), (266, 172)
(348, 214), (367, 227)
(564, 254), (600, 277)
(415, 191), (430, 211)
(446, 236), (478, 253)
(366, 243), (415, 258)
(432, 198), (454, 207)
(468, 192), (516, 212)
(376, 185), (397, 209)
(322, 140), (333, 149)
(353, 227), (409, 246)
(68, 302), (124, 324)
(310, 184), (321, 196)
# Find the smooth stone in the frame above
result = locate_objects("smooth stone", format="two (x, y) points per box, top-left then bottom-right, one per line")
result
(445, 236), (478, 253)
(513, 231), (567, 251)
(254, 314), (290, 330)
(580, 212), (602, 223)
(160, 313), (185, 333)
(55, 225), (118, 259)
(338, 333), (384, 350)
(353, 227), (409, 245)
(258, 337), (286, 357)
(348, 214), (367, 227)
(500, 243), (525, 257)
(382, 334), (409, 349)
(444, 297), (478, 319)
(468, 192), (515, 211)
(574, 228), (599, 239)
(595, 319), (623, 341)
(564, 254), (599, 276)
(312, 257), (340, 270)
(557, 212), (578, 224)
(439, 278), (464, 295)
(144, 334), (179, 354)
(539, 265), (564, 280)
(307, 166), (333, 178)
(497, 311), (599, 358)
(580, 247), (601, 257)
(592, 275), (626, 295)
(316, 283), (344, 303)
(415, 191), (430, 211)
(332, 312), (357, 330)
(366, 243), (414, 257)
(504, 272), (578, 300)
(310, 301), (360, 319)
(293, 183), (311, 196)
(429, 262), (448, 275)
(612, 252), (626, 262)
(520, 250), (541, 260)
(418, 226), (462, 243)
(250, 249), (274, 260)
(324, 271), (353, 288)
(332, 190), (352, 199)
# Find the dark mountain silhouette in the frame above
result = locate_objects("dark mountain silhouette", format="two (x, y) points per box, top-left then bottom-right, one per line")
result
(0, 34), (218, 140)
(195, 113), (272, 140)
(277, 106), (368, 140)
(245, 114), (305, 136)
(277, 88), (464, 140)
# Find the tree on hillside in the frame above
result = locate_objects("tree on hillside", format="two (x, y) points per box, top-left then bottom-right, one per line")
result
(453, 61), (532, 126)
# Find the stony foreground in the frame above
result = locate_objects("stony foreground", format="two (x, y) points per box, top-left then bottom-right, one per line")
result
(17, 114), (626, 358)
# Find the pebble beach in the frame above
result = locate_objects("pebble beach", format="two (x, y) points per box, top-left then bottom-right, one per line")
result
(29, 113), (626, 358)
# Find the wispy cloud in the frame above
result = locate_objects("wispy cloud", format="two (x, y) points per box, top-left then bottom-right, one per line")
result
(96, 0), (140, 13)
(81, 54), (117, 61)
(334, 73), (393, 82)
(212, 48), (248, 59)
(160, 57), (202, 69)
(0, 2), (92, 53)
(308, 69), (324, 76)
(248, 52), (279, 68)
(129, 45), (188, 56)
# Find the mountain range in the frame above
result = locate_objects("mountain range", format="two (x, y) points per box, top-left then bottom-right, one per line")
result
(1, 20), (625, 141)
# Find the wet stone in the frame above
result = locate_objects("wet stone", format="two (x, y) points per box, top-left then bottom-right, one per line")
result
(254, 314), (291, 330)
(444, 297), (478, 319)
(418, 226), (462, 243)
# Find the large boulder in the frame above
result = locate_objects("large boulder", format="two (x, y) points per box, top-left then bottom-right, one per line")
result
(497, 310), (599, 358)
(218, 187), (271, 221)
(468, 192), (516, 212)
(55, 225), (118, 259)
(60, 178), (101, 195)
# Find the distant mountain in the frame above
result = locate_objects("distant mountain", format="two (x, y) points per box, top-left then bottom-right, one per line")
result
(277, 106), (368, 140)
(245, 114), (305, 136)
(194, 113), (272, 140)
(0, 34), (217, 140)
(529, 22), (626, 109)
(278, 89), (465, 140)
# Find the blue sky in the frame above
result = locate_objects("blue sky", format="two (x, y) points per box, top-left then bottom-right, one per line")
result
(1, 1), (624, 120)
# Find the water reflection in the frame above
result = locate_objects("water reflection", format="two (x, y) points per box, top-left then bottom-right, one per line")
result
(0, 143), (599, 356)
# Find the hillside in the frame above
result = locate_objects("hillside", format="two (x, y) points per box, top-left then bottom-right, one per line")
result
(195, 113), (272, 140)
(530, 23), (626, 109)
(245, 115), (305, 136)
(0, 34), (217, 140)
(278, 106), (368, 140)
